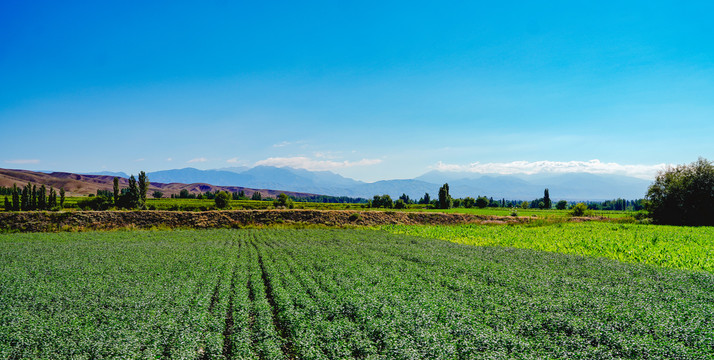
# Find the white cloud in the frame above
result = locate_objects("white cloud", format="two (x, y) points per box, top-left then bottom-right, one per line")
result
(4, 159), (40, 164)
(433, 159), (667, 179)
(187, 157), (208, 163)
(226, 157), (240, 163)
(135, 158), (145, 162)
(273, 141), (292, 148)
(255, 157), (382, 171)
(167, 158), (173, 161)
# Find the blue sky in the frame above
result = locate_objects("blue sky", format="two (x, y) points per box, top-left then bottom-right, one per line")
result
(2, 1), (713, 182)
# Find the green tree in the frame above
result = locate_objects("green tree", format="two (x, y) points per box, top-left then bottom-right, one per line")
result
(463, 197), (476, 208)
(214, 191), (231, 209)
(179, 189), (190, 198)
(3, 196), (10, 211)
(48, 187), (57, 209)
(21, 184), (29, 211)
(59, 187), (65, 209)
(152, 191), (163, 199)
(12, 184), (20, 211)
(251, 192), (262, 201)
(38, 185), (47, 210)
(138, 171), (148, 205)
(475, 196), (489, 209)
(118, 175), (141, 209)
(520, 201), (529, 209)
(646, 157), (714, 226)
(113, 177), (120, 204)
(420, 193), (431, 205)
(570, 202), (588, 216)
(438, 183), (452, 209)
(556, 200), (568, 210)
(394, 199), (407, 209)
(543, 188), (551, 209)
(273, 193), (294, 209)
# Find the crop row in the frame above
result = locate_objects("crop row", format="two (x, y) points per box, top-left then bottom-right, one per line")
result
(1, 228), (712, 359)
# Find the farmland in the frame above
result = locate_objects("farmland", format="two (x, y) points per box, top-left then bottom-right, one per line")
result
(2, 229), (712, 359)
(383, 222), (714, 273)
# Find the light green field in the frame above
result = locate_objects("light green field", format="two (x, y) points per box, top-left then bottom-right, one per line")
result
(383, 222), (714, 273)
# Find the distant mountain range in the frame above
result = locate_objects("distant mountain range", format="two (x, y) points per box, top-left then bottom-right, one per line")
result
(87, 166), (652, 201)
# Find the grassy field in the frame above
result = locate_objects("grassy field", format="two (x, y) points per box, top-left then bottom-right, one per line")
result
(383, 222), (714, 273)
(1, 228), (712, 359)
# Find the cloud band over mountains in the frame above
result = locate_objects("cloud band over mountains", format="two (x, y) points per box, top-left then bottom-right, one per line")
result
(255, 157), (381, 171)
(434, 160), (667, 179)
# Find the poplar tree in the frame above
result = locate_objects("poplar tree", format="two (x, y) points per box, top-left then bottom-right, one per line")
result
(59, 187), (65, 208)
(4, 197), (10, 211)
(138, 171), (148, 205)
(113, 177), (120, 205)
(438, 183), (452, 209)
(38, 185), (47, 210)
(31, 184), (37, 210)
(49, 187), (57, 208)
(21, 184), (29, 211)
(12, 184), (20, 211)
(543, 188), (551, 209)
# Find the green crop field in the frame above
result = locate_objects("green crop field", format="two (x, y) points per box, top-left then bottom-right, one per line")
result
(383, 223), (714, 273)
(1, 228), (712, 359)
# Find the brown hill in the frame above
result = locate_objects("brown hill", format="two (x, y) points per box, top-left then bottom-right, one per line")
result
(0, 168), (321, 198)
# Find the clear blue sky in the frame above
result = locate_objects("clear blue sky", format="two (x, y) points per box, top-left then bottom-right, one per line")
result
(2, 1), (713, 181)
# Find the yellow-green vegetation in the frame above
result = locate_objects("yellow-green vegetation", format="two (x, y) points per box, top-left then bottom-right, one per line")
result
(383, 222), (714, 273)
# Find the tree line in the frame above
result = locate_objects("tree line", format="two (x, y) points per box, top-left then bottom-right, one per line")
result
(3, 183), (65, 211)
(366, 183), (644, 211)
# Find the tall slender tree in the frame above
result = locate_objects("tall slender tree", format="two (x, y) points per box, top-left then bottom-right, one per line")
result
(12, 184), (20, 211)
(21, 184), (29, 211)
(543, 188), (551, 209)
(4, 196), (10, 211)
(59, 187), (65, 208)
(438, 183), (452, 209)
(49, 187), (57, 209)
(113, 177), (120, 205)
(138, 171), (148, 205)
(38, 185), (47, 210)
(31, 184), (37, 210)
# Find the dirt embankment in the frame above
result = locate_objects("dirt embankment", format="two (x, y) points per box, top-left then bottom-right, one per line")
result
(0, 210), (533, 232)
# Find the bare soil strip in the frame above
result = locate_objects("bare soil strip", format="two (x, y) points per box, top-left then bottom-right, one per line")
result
(0, 209), (540, 232)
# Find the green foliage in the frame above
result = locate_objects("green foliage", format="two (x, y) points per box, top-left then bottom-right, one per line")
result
(646, 157), (714, 226)
(570, 202), (589, 216)
(543, 188), (551, 209)
(475, 196), (489, 209)
(251, 191), (262, 201)
(76, 195), (113, 210)
(273, 193), (293, 209)
(1, 229), (712, 358)
(370, 194), (393, 208)
(3, 196), (9, 211)
(59, 187), (65, 208)
(138, 171), (148, 204)
(152, 190), (163, 199)
(394, 199), (407, 209)
(214, 191), (231, 209)
(113, 177), (120, 204)
(556, 199), (568, 210)
(438, 183), (452, 209)
(520, 201), (529, 209)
